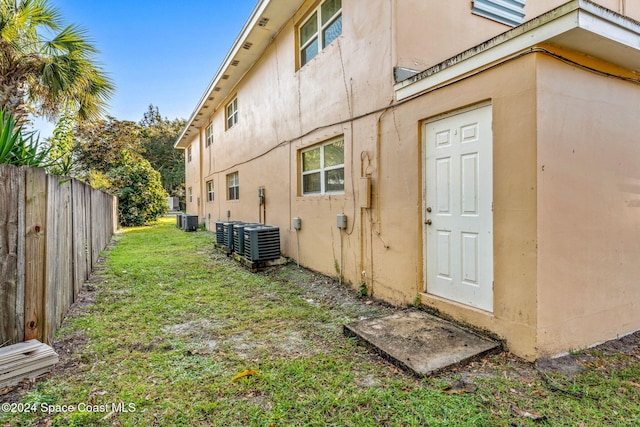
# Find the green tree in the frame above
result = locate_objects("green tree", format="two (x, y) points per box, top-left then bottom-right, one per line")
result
(0, 0), (113, 123)
(74, 115), (171, 226)
(107, 150), (168, 226)
(75, 116), (143, 174)
(47, 105), (76, 175)
(139, 105), (185, 197)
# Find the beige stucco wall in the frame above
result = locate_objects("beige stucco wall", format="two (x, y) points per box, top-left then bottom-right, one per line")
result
(395, 0), (514, 71)
(397, 47), (640, 360)
(394, 0), (640, 73)
(182, 0), (640, 360)
(393, 54), (540, 360)
(536, 54), (640, 356)
(195, 0), (394, 283)
(184, 134), (202, 216)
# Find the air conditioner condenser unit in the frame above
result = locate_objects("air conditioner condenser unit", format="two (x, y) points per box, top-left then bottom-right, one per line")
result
(233, 223), (261, 255)
(183, 215), (199, 232)
(243, 226), (281, 262)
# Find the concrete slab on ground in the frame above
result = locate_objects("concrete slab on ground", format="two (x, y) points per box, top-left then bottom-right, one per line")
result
(344, 310), (500, 376)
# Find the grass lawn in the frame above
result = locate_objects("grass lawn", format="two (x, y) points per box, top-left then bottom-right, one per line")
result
(1, 217), (639, 426)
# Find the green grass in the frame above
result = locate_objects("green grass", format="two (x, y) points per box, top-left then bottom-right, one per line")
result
(1, 217), (639, 426)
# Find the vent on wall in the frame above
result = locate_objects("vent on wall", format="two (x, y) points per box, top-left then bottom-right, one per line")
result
(471, 0), (526, 27)
(244, 226), (280, 262)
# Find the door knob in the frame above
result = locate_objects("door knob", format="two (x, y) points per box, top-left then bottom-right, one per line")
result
(425, 219), (432, 226)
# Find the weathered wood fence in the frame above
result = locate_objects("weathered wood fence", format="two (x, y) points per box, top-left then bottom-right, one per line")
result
(0, 164), (117, 346)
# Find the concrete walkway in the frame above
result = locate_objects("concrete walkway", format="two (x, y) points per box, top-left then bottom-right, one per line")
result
(344, 310), (500, 376)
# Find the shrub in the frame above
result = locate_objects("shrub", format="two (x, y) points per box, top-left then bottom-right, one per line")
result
(0, 109), (51, 167)
(107, 151), (169, 226)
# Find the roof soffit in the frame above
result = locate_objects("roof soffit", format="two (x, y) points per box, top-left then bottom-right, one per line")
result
(176, 0), (305, 148)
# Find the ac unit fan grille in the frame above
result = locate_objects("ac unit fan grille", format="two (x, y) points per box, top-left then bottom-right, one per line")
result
(215, 222), (225, 244)
(223, 221), (243, 250)
(244, 226), (280, 261)
(233, 223), (261, 255)
(183, 215), (198, 232)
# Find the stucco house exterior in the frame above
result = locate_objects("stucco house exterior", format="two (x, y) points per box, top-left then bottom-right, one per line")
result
(175, 0), (640, 361)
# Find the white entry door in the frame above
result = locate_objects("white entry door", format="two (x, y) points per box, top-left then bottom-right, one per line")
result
(424, 104), (493, 312)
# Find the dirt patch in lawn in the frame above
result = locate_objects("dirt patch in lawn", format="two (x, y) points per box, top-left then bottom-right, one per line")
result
(3, 259), (640, 404)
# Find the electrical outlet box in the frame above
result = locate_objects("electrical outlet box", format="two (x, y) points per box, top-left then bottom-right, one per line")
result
(359, 176), (371, 209)
(336, 213), (347, 230)
(293, 217), (302, 231)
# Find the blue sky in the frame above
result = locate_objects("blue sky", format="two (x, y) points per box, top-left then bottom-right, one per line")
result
(33, 0), (257, 135)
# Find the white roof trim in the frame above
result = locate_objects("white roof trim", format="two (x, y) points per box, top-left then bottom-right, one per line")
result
(394, 0), (640, 101)
(175, 0), (305, 149)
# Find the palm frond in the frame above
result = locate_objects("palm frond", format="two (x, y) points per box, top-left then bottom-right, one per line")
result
(43, 23), (97, 56)
(0, 0), (113, 123)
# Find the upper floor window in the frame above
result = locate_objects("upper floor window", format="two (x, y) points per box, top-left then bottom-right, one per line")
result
(301, 138), (344, 195)
(227, 172), (239, 200)
(205, 123), (214, 146)
(299, 0), (342, 67)
(188, 187), (193, 203)
(471, 0), (525, 27)
(226, 97), (238, 129)
(187, 145), (192, 162)
(207, 180), (214, 202)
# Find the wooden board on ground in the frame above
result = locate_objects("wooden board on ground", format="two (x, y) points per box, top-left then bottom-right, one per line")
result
(0, 339), (59, 388)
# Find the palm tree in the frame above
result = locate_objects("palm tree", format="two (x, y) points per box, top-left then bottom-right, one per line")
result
(0, 0), (113, 124)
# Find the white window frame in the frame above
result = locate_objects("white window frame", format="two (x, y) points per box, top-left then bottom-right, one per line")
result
(299, 0), (342, 67)
(226, 97), (238, 129)
(188, 187), (193, 203)
(207, 180), (214, 202)
(205, 123), (214, 147)
(301, 138), (345, 195)
(227, 172), (239, 200)
(187, 145), (192, 162)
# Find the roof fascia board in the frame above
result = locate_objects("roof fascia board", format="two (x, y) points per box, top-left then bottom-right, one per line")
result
(394, 10), (579, 100)
(394, 0), (640, 101)
(578, 6), (640, 51)
(175, 0), (272, 149)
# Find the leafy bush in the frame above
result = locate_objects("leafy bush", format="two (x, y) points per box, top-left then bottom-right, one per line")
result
(107, 150), (169, 226)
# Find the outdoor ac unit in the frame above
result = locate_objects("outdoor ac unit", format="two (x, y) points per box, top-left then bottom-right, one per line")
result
(233, 223), (261, 255)
(243, 226), (281, 262)
(176, 214), (184, 229)
(215, 222), (225, 244)
(223, 221), (242, 250)
(183, 215), (198, 232)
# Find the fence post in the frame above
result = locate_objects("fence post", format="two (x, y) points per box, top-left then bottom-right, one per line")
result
(24, 167), (47, 342)
(0, 165), (23, 346)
